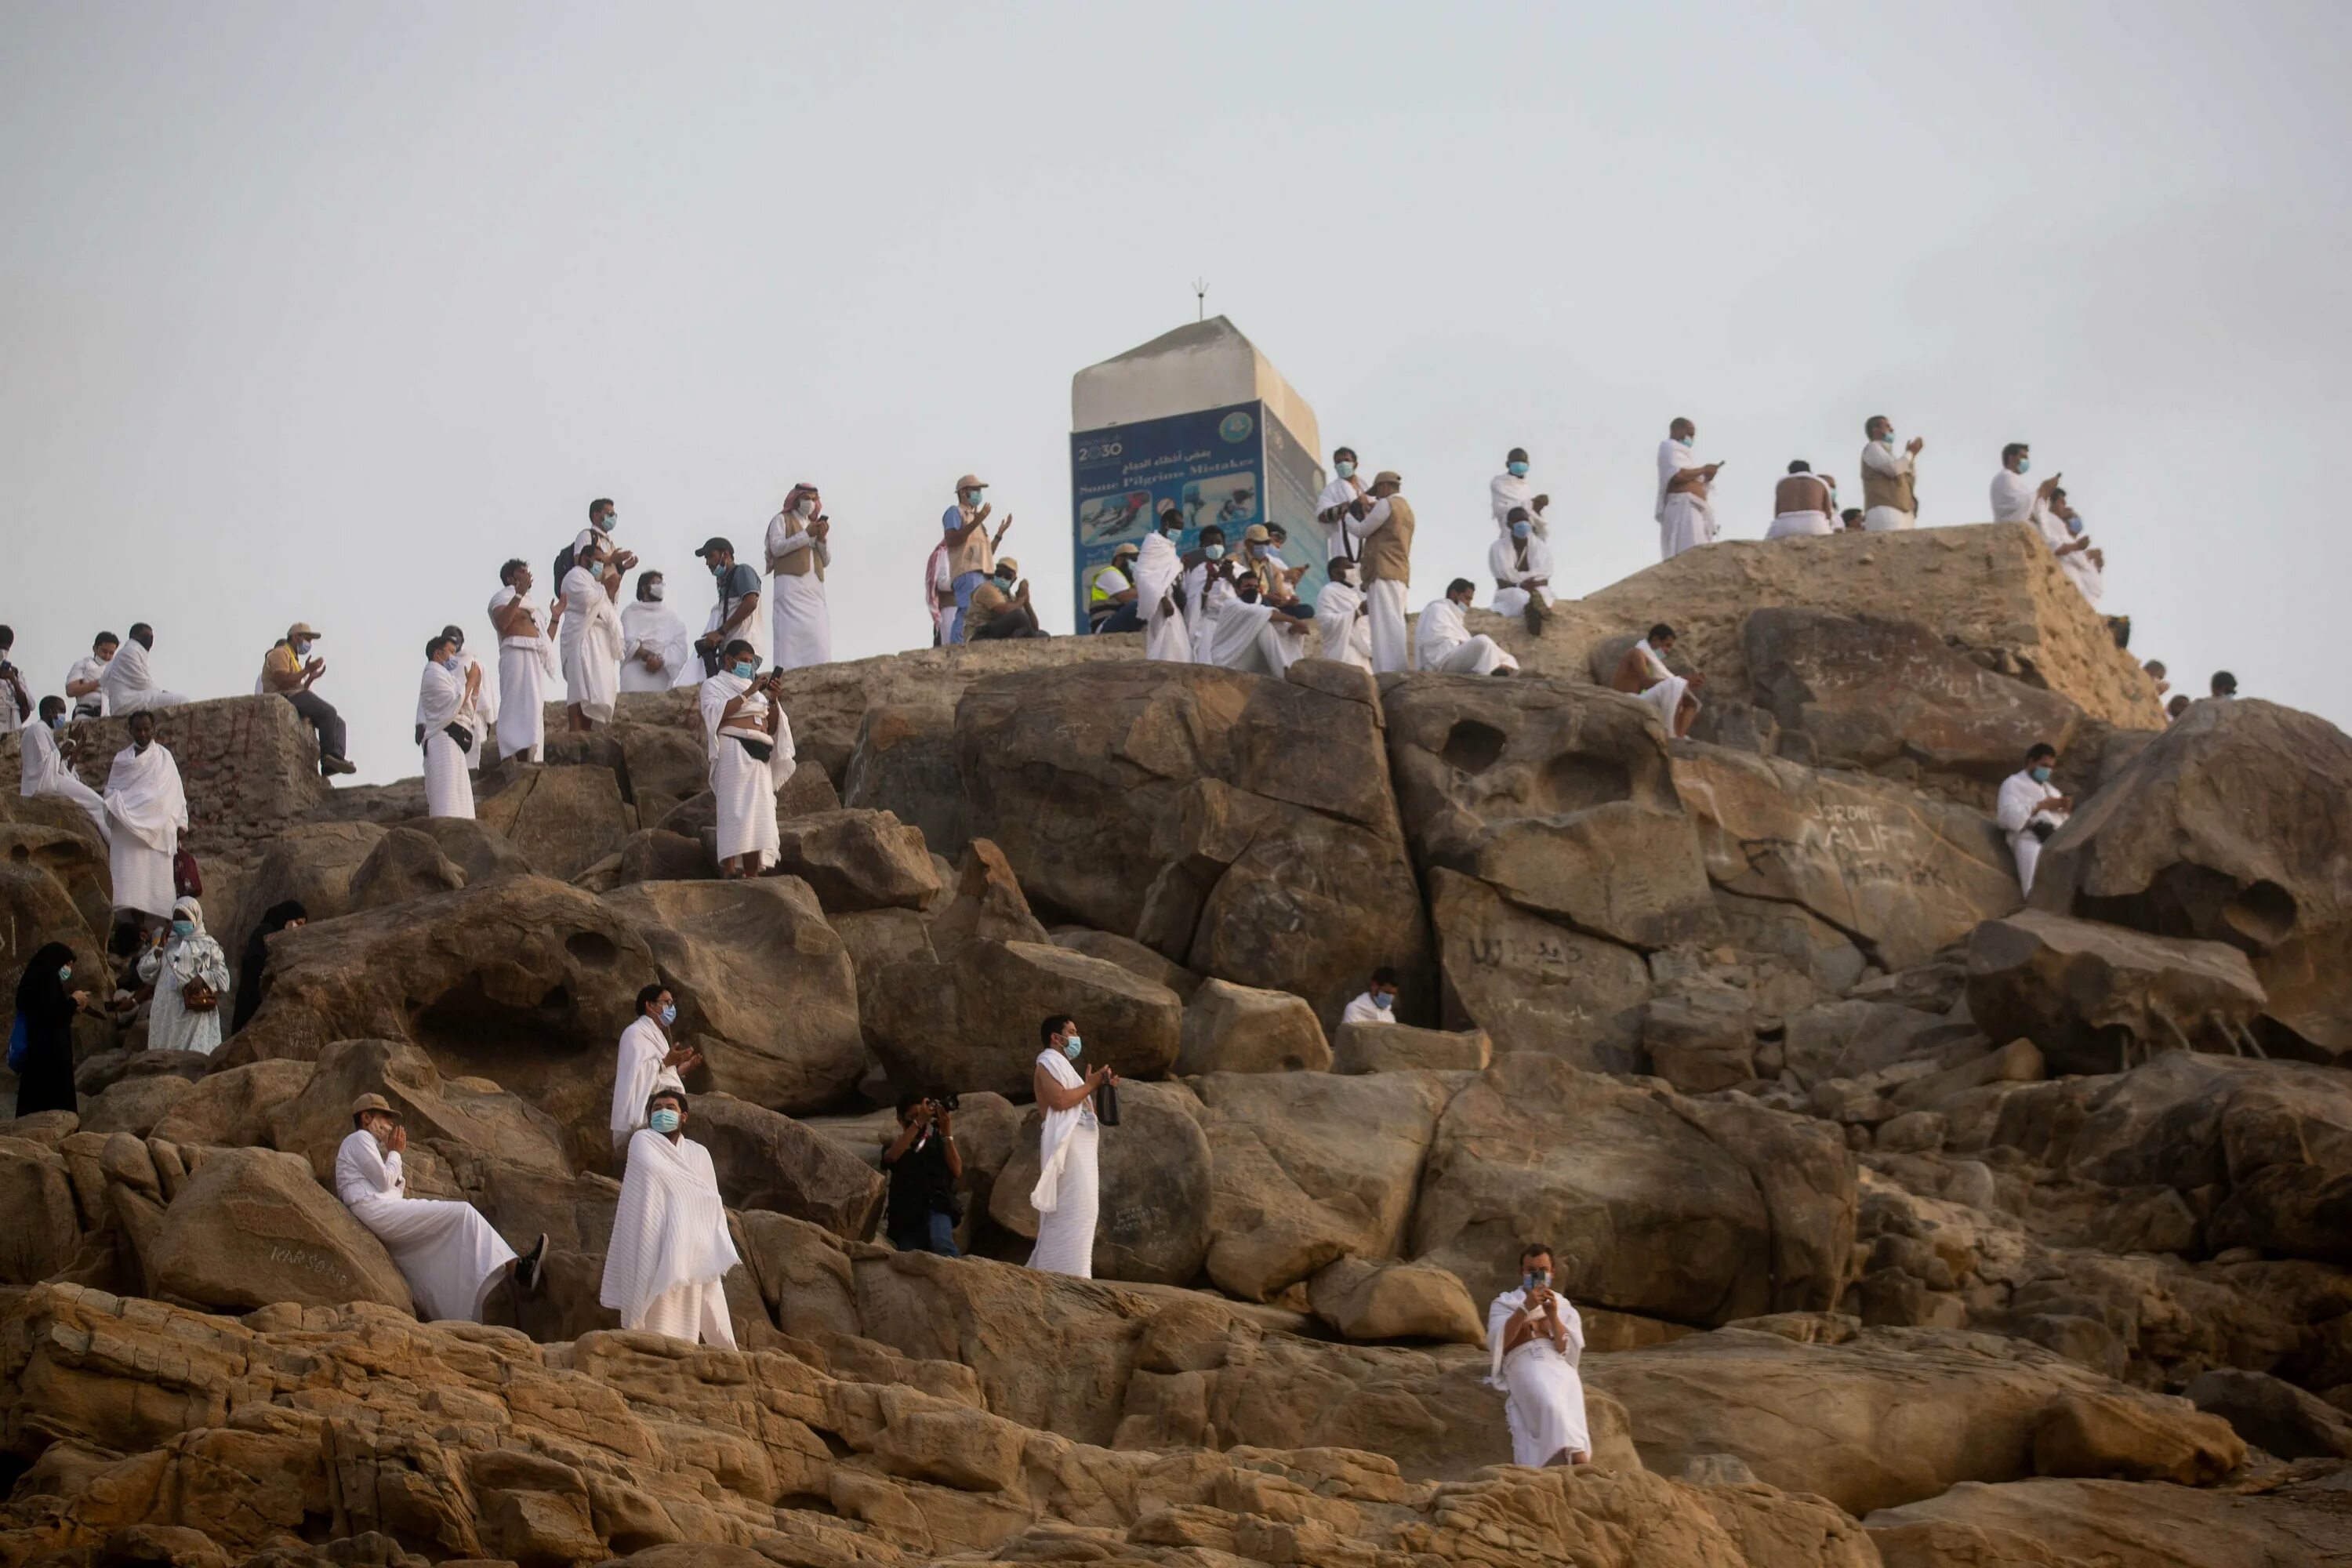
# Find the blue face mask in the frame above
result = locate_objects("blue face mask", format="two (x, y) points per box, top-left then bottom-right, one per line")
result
(1511, 521), (1531, 541)
(2064, 514), (2084, 536)
(1203, 544), (1225, 561)
(650, 1108), (682, 1134)
(2016, 459), (2031, 475)
(58, 965), (71, 985)
(2031, 765), (2053, 783)
(1507, 460), (1529, 477)
(171, 920), (195, 938)
(1062, 1033), (1083, 1059)
(1334, 460), (1356, 480)
(441, 654), (463, 672)
(710, 560), (727, 577)
(1372, 990), (1393, 1011)
(659, 1003), (677, 1027)
(731, 661), (757, 679)
(1675, 435), (1693, 448)
(292, 640), (312, 658)
(967, 488), (986, 506)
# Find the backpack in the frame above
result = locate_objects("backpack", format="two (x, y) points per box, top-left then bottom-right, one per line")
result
(552, 544), (577, 596)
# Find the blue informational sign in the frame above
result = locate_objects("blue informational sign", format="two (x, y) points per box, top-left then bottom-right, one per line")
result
(1070, 399), (1327, 630)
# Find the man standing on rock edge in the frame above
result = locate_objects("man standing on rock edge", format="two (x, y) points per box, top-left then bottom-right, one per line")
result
(1655, 419), (1721, 560)
(1860, 416), (1922, 531)
(1352, 471), (1416, 673)
(1316, 445), (1369, 567)
(1995, 742), (2070, 897)
(602, 1089), (740, 1347)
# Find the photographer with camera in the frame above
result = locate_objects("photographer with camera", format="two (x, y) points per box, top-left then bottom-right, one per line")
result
(881, 1093), (966, 1257)
(1994, 742), (2070, 897)
(1483, 1242), (1591, 1468)
(696, 637), (797, 879)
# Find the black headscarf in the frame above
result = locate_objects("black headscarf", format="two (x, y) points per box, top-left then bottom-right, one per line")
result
(14, 942), (75, 1029)
(230, 901), (307, 1034)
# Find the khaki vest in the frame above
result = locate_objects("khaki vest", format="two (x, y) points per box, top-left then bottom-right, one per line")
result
(1861, 456), (1915, 517)
(948, 507), (994, 579)
(1359, 495), (1416, 586)
(774, 511), (826, 582)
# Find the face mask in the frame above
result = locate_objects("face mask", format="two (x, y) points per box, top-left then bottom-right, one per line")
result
(659, 1003), (677, 1027)
(650, 1108), (682, 1134)
(604, 515), (618, 530)
(648, 583), (665, 602)
(1523, 1269), (1551, 1292)
(1334, 460), (1356, 480)
(52, 715), (68, 732)
(2016, 459), (2031, 475)
(2031, 765), (2053, 783)
(1507, 460), (1530, 477)
(1249, 544), (1269, 559)
(994, 574), (1015, 590)
(797, 499), (816, 517)
(1372, 991), (1393, 1011)
(1203, 544), (1225, 561)
(1062, 1034), (1083, 1059)
(731, 661), (757, 680)
(58, 966), (71, 985)
(710, 561), (727, 578)
(292, 640), (312, 657)
(171, 920), (195, 938)
(967, 488), (987, 506)
(2064, 516), (2083, 536)
(441, 654), (462, 672)
(1675, 435), (1693, 448)
(1879, 432), (1894, 445)
(1512, 521), (1531, 541)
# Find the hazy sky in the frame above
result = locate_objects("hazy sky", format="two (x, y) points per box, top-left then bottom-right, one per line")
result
(5, 3), (2347, 783)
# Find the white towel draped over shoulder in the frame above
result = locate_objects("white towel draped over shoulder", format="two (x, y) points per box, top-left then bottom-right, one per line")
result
(1655, 441), (1715, 559)
(1631, 638), (1694, 731)
(103, 741), (187, 855)
(418, 659), (476, 818)
(561, 568), (625, 724)
(699, 672), (794, 869)
(1201, 597), (1303, 677)
(600, 1128), (739, 1325)
(619, 601), (695, 692)
(1312, 581), (1374, 670)
(336, 1128), (517, 1322)
(1135, 533), (1192, 663)
(610, 1015), (686, 1153)
(1029, 1048), (1092, 1214)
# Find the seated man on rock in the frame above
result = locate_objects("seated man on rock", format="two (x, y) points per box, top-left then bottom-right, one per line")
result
(337, 1094), (547, 1323)
(1995, 742), (2070, 897)
(1414, 578), (1519, 677)
(1485, 1241), (1590, 1468)
(601, 1089), (740, 1346)
(881, 1093), (964, 1258)
(1609, 622), (1704, 738)
(1341, 967), (1400, 1025)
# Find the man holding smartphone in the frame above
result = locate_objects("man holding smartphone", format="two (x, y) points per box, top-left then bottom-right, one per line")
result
(1483, 1242), (1591, 1468)
(766, 482), (833, 671)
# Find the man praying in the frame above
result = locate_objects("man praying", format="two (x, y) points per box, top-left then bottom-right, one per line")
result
(1860, 416), (1922, 531)
(620, 571), (695, 692)
(1135, 512), (1192, 663)
(102, 710), (187, 935)
(1489, 508), (1553, 633)
(260, 622), (355, 777)
(1610, 623), (1704, 738)
(339, 1094), (547, 1323)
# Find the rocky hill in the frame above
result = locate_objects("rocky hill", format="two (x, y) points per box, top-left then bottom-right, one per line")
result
(2, 522), (2348, 1568)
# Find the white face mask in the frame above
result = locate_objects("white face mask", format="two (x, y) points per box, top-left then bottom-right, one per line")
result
(647, 583), (665, 602)
(797, 498), (816, 517)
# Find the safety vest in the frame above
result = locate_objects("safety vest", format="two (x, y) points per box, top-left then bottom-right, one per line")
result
(1087, 562), (1131, 607)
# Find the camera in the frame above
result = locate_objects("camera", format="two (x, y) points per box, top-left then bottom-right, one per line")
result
(931, 1093), (960, 1113)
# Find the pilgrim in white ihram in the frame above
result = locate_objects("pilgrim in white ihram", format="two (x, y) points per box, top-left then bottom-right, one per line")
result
(1313, 561), (1374, 671)
(1486, 1269), (1592, 1468)
(1414, 588), (1519, 677)
(601, 1097), (739, 1346)
(337, 1097), (537, 1323)
(98, 630), (187, 716)
(1630, 637), (1696, 734)
(102, 720), (187, 921)
(1996, 757), (2069, 896)
(1488, 524), (1554, 619)
(619, 579), (695, 693)
(18, 713), (107, 840)
(491, 575), (560, 763)
(1028, 1028), (1109, 1278)
(418, 644), (479, 820)
(699, 661), (796, 874)
(1134, 527), (1192, 664)
(560, 550), (625, 727)
(1654, 435), (1717, 560)
(611, 1006), (689, 1157)
(1489, 454), (1549, 539)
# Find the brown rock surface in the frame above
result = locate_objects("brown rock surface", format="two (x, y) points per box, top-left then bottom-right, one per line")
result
(1331, 1019), (1492, 1074)
(989, 1080), (1213, 1284)
(679, 1091), (884, 1240)
(143, 1147), (412, 1313)
(769, 808), (940, 913)
(475, 763), (633, 880)
(1865, 1470), (2352, 1567)
(1965, 907), (2269, 1074)
(1426, 868), (1653, 1071)
(1176, 977), (1331, 1075)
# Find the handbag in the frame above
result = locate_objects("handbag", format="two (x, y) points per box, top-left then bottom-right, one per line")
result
(180, 977), (219, 1013)
(172, 848), (202, 898)
(6, 1014), (27, 1073)
(731, 734), (775, 764)
(1094, 1079), (1121, 1128)
(444, 723), (474, 754)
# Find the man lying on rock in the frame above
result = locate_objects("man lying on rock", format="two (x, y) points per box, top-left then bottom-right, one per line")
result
(337, 1094), (547, 1323)
(1485, 1242), (1591, 1468)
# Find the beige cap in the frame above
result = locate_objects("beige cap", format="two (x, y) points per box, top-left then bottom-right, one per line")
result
(996, 557), (1019, 575)
(953, 474), (987, 493)
(288, 622), (321, 641)
(1241, 524), (1271, 543)
(1112, 542), (1140, 559)
(1373, 470), (1403, 488)
(350, 1092), (399, 1124)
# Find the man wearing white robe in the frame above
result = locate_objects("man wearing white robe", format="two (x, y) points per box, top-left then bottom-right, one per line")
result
(2047, 491), (2104, 607)
(1313, 558), (1374, 671)
(924, 540), (955, 647)
(1201, 583), (1309, 677)
(559, 539), (625, 730)
(20, 698), (108, 840)
(1351, 472), (1416, 674)
(764, 483), (833, 671)
(1489, 448), (1551, 539)
(1767, 461), (1838, 539)
(601, 1091), (739, 1346)
(97, 626), (188, 716)
(1609, 625), (1704, 739)
(1654, 420), (1721, 560)
(1416, 580), (1519, 677)
(1340, 968), (1399, 1026)
(612, 984), (699, 1158)
(0, 630), (27, 739)
(1489, 517), (1554, 622)
(1860, 416), (1923, 532)
(1029, 1016), (1117, 1277)
(699, 643), (796, 877)
(490, 561), (560, 763)
(1485, 1244), (1591, 1468)
(418, 633), (480, 821)
(619, 573), (695, 693)
(1989, 441), (2061, 528)
(66, 633), (118, 720)
(1134, 523), (1192, 664)
(102, 712), (187, 927)
(1182, 529), (1235, 665)
(1996, 743), (2071, 898)
(1314, 446), (1370, 569)
(339, 1094), (544, 1323)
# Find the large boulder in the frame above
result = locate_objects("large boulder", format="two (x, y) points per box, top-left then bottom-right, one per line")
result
(476, 763), (633, 880)
(1410, 1054), (1855, 1321)
(1865, 1472), (2352, 1567)
(1671, 741), (2020, 967)
(148, 1059), (315, 1150)
(1175, 978), (1330, 1075)
(266, 1037), (570, 1184)
(1426, 869), (1653, 1071)
(0, 1137), (82, 1287)
(0, 822), (111, 942)
(841, 702), (967, 858)
(602, 878), (865, 1117)
(342, 825), (466, 911)
(866, 938), (1182, 1099)
(928, 839), (1050, 949)
(224, 876), (655, 1149)
(2030, 697), (2352, 1058)
(1741, 608), (2091, 800)
(1194, 1069), (1459, 1301)
(145, 1146), (412, 1314)
(1307, 1255), (1486, 1345)
(1965, 908), (2269, 1074)
(956, 662), (1429, 1030)
(989, 1080), (1213, 1283)
(1332, 1021), (1493, 1075)
(216, 819), (388, 970)
(679, 1092), (884, 1240)
(768, 809), (939, 913)
(1383, 674), (1719, 949)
